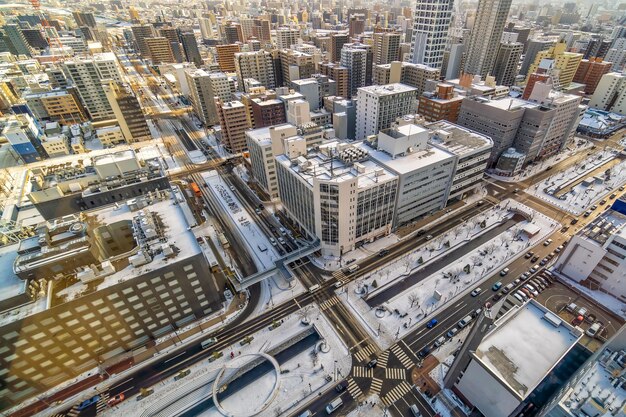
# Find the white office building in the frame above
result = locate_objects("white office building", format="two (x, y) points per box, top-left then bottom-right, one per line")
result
(185, 69), (232, 126)
(355, 83), (418, 140)
(275, 141), (398, 257)
(409, 0), (454, 69)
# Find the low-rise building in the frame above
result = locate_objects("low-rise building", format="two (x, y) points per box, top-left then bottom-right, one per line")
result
(96, 125), (125, 146)
(418, 83), (464, 122)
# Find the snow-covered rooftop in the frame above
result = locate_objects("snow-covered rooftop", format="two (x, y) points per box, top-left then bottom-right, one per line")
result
(357, 140), (454, 175)
(474, 300), (582, 399)
(0, 244), (26, 303)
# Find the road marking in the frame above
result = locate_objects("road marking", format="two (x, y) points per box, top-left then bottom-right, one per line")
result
(110, 378), (134, 390)
(385, 367), (407, 380)
(347, 377), (363, 400)
(319, 295), (341, 311)
(351, 366), (374, 379)
(354, 345), (376, 363)
(381, 381), (412, 407)
(164, 351), (186, 363)
(378, 350), (390, 369)
(391, 344), (414, 369)
(369, 377), (383, 395)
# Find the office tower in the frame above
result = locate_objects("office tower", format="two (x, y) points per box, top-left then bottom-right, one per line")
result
(199, 17), (213, 40)
(63, 53), (122, 122)
(278, 49), (316, 85)
(131, 24), (155, 57)
(146, 37), (176, 64)
(21, 28), (48, 50)
(526, 41), (583, 88)
(216, 100), (250, 152)
(589, 72), (626, 114)
(158, 26), (179, 45)
(72, 11), (96, 28)
(275, 27), (300, 49)
(573, 58), (613, 95)
(355, 83), (418, 139)
(223, 22), (244, 44)
(275, 141), (398, 257)
(180, 32), (202, 66)
(240, 18), (271, 43)
(419, 83), (464, 122)
(320, 62), (349, 98)
(341, 43), (369, 97)
(185, 69), (232, 126)
(235, 50), (276, 90)
(605, 38), (626, 71)
(215, 43), (242, 72)
(492, 42), (523, 86)
(372, 61), (440, 94)
(373, 32), (400, 65)
(464, 0), (513, 78)
(520, 39), (554, 76)
(103, 81), (151, 143)
(2, 24), (32, 56)
(329, 32), (348, 62)
(409, 0), (453, 69)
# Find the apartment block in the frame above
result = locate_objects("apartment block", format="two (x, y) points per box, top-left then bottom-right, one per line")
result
(589, 72), (626, 114)
(526, 41), (583, 88)
(235, 50), (276, 90)
(372, 61), (440, 95)
(216, 100), (250, 153)
(418, 83), (464, 122)
(185, 69), (232, 126)
(215, 43), (242, 73)
(573, 58), (613, 95)
(103, 81), (151, 143)
(355, 83), (418, 140)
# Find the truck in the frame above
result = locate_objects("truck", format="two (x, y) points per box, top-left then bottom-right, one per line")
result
(190, 182), (201, 196)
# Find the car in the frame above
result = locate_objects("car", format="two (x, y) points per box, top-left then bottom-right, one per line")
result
(620, 186), (625, 192)
(278, 237), (286, 245)
(174, 369), (191, 381)
(583, 210), (592, 217)
(540, 258), (548, 266)
(555, 245), (563, 253)
(513, 292), (524, 303)
(525, 251), (534, 259)
(561, 226), (570, 232)
(334, 281), (343, 288)
(472, 308), (482, 318)
(229, 185), (236, 191)
(269, 237), (277, 246)
(530, 279), (545, 290)
(335, 381), (347, 393)
(492, 293), (502, 302)
(367, 359), (378, 368)
(520, 287), (533, 299)
(513, 188), (520, 193)
(418, 346), (431, 357)
(543, 239), (553, 246)
(600, 199), (607, 205)
(446, 328), (459, 338)
(417, 229), (426, 236)
(591, 205), (598, 210)
(524, 284), (539, 297)
(571, 218), (579, 225)
(502, 283), (514, 294)
(433, 336), (446, 348)
(470, 287), (482, 297)
(531, 256), (539, 263)
(586, 322), (602, 337)
(513, 278), (521, 285)
(426, 318), (438, 329)
(298, 410), (313, 417)
(547, 252), (555, 260)
(499, 268), (509, 276)
(610, 193), (617, 199)
(492, 281), (503, 291)
(255, 208), (262, 214)
(77, 395), (101, 411)
(378, 249), (389, 257)
(477, 200), (485, 206)
(521, 272), (530, 280)
(107, 394), (125, 406)
(410, 404), (422, 417)
(530, 265), (539, 273)
(571, 315), (584, 326)
(426, 234), (433, 240)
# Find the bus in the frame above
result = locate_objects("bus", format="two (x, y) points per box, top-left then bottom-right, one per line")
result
(190, 182), (201, 196)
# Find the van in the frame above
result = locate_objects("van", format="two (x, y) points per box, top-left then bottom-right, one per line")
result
(346, 264), (360, 274)
(326, 398), (343, 414)
(308, 284), (321, 293)
(409, 404), (422, 417)
(458, 315), (473, 329)
(586, 322), (602, 337)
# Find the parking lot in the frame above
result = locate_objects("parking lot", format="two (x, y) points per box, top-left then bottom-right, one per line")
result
(535, 279), (624, 351)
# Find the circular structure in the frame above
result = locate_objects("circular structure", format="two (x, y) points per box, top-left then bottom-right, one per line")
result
(212, 353), (281, 417)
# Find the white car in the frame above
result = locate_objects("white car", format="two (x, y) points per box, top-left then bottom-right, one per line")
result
(470, 288), (482, 297)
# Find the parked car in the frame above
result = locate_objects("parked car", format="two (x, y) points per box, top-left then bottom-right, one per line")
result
(524, 284), (539, 297)
(419, 346), (431, 357)
(446, 328), (459, 338)
(531, 256), (539, 263)
(499, 268), (510, 276)
(335, 381), (348, 393)
(492, 281), (503, 291)
(367, 359), (378, 368)
(543, 239), (553, 246)
(555, 245), (564, 253)
(525, 251), (534, 259)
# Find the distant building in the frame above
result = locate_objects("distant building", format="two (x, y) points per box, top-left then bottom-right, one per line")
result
(493, 42), (524, 86)
(131, 24), (156, 57)
(526, 41), (583, 88)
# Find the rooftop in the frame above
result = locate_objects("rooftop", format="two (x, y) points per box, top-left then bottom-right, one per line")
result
(358, 83), (418, 96)
(474, 300), (582, 400)
(427, 121), (493, 156)
(358, 140), (453, 175)
(580, 209), (626, 246)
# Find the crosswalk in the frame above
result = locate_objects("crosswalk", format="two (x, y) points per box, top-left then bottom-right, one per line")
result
(347, 377), (363, 400)
(354, 344), (377, 363)
(67, 407), (79, 417)
(381, 381), (412, 407)
(377, 350), (390, 369)
(65, 392), (109, 417)
(352, 366), (373, 378)
(369, 377), (383, 396)
(385, 367), (407, 380)
(319, 295), (341, 311)
(391, 344), (414, 369)
(332, 270), (347, 282)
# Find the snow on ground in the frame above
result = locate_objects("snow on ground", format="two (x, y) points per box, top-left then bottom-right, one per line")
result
(337, 200), (556, 348)
(102, 304), (350, 417)
(428, 358), (471, 417)
(250, 271), (306, 317)
(525, 148), (626, 215)
(344, 395), (385, 416)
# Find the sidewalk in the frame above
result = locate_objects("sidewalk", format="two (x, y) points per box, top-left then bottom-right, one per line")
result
(10, 296), (246, 417)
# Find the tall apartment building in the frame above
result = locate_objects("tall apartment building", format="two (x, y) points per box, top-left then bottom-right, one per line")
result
(0, 189), (224, 408)
(234, 50), (276, 90)
(372, 61), (440, 95)
(409, 0), (453, 69)
(216, 100), (251, 152)
(2, 24), (33, 57)
(223, 22), (244, 44)
(418, 83), (464, 122)
(493, 42), (523, 86)
(573, 58), (613, 95)
(355, 83), (418, 140)
(131, 24), (156, 57)
(180, 32), (202, 66)
(589, 72), (626, 114)
(329, 32), (349, 62)
(279, 49), (316, 85)
(63, 53), (122, 122)
(526, 41), (583, 88)
(199, 18), (214, 40)
(215, 43), (241, 72)
(520, 39), (555, 76)
(275, 140), (398, 256)
(292, 75), (337, 110)
(605, 38), (626, 71)
(185, 69), (232, 126)
(320, 62), (349, 98)
(340, 43), (369, 97)
(241, 18), (271, 43)
(463, 0), (513, 78)
(103, 81), (151, 143)
(146, 37), (176, 64)
(250, 97), (286, 128)
(275, 27), (300, 49)
(373, 32), (400, 65)
(72, 11), (96, 28)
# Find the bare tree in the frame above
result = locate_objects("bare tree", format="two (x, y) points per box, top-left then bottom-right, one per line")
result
(403, 257), (412, 272)
(408, 292), (419, 308)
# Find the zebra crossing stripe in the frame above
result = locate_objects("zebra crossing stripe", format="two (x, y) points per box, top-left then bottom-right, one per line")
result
(391, 344), (414, 369)
(354, 345), (376, 362)
(378, 350), (390, 369)
(382, 381), (412, 407)
(347, 378), (363, 400)
(320, 296), (340, 311)
(385, 367), (407, 380)
(67, 410), (79, 417)
(352, 366), (373, 378)
(369, 377), (383, 395)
